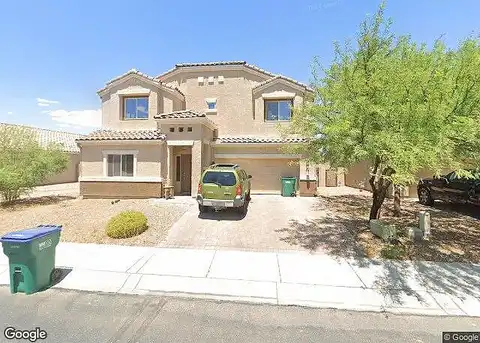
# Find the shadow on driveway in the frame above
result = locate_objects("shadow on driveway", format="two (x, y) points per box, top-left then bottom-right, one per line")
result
(197, 207), (248, 221)
(431, 201), (480, 220)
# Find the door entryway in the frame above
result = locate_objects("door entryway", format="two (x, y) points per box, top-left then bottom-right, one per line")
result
(180, 154), (192, 195)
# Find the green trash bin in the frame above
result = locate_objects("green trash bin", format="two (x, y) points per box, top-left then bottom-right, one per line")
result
(0, 225), (62, 295)
(281, 177), (297, 197)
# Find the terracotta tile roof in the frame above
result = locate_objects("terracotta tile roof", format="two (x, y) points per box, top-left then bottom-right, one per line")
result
(175, 61), (248, 68)
(0, 122), (85, 153)
(76, 129), (166, 142)
(253, 75), (314, 92)
(154, 110), (206, 120)
(215, 136), (308, 144)
(98, 68), (184, 96)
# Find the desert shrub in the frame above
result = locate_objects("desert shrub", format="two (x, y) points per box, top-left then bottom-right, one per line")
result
(106, 211), (148, 239)
(0, 125), (68, 202)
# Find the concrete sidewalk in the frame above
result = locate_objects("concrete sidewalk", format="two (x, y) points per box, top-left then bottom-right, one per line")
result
(0, 242), (479, 317)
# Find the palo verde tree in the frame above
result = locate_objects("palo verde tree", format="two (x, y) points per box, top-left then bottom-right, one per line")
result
(0, 124), (69, 202)
(283, 2), (480, 220)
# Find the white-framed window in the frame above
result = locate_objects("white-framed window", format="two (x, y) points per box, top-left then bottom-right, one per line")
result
(123, 97), (149, 119)
(265, 99), (293, 121)
(102, 150), (138, 177)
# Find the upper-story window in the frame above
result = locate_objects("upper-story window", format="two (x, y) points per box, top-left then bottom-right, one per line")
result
(124, 97), (149, 119)
(206, 99), (217, 110)
(265, 99), (293, 121)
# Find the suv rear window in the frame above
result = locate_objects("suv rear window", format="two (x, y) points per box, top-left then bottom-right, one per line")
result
(202, 171), (237, 186)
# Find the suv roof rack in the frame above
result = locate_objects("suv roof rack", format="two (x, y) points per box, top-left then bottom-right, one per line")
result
(211, 163), (240, 169)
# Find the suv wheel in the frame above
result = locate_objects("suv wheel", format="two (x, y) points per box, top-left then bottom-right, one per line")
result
(418, 187), (434, 206)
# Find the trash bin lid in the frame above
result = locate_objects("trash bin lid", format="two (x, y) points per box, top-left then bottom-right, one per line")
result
(0, 225), (62, 243)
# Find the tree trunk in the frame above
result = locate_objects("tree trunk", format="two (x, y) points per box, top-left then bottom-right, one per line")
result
(369, 187), (389, 220)
(368, 157), (395, 220)
(393, 185), (401, 217)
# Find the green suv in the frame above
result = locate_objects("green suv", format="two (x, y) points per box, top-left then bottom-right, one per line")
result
(196, 164), (252, 214)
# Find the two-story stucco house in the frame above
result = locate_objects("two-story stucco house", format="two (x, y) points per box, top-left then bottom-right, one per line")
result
(76, 61), (336, 199)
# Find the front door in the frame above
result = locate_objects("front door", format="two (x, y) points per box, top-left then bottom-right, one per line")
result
(180, 154), (192, 194)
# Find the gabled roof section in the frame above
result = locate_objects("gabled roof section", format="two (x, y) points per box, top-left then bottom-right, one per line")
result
(76, 129), (166, 142)
(253, 75), (314, 93)
(97, 68), (184, 99)
(157, 60), (277, 81)
(154, 110), (206, 120)
(0, 122), (85, 153)
(215, 136), (309, 144)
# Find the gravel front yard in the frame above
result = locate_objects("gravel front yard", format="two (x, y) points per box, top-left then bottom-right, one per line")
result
(276, 187), (480, 263)
(0, 196), (190, 246)
(317, 192), (480, 263)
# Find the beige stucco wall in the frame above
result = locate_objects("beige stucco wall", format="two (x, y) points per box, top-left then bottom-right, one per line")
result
(344, 160), (453, 198)
(191, 141), (202, 196)
(157, 123), (207, 141)
(162, 69), (307, 137)
(80, 143), (164, 178)
(100, 76), (184, 130)
(80, 181), (162, 199)
(40, 153), (80, 185)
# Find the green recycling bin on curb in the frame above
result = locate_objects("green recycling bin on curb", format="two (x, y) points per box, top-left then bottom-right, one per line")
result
(281, 177), (297, 197)
(0, 225), (62, 295)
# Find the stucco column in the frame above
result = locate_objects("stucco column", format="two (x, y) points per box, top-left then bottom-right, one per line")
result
(317, 164), (327, 187)
(166, 145), (173, 186)
(191, 140), (203, 197)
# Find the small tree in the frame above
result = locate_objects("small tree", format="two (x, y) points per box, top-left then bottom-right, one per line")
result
(283, 2), (480, 219)
(0, 125), (69, 202)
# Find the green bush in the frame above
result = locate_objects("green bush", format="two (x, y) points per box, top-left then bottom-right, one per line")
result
(106, 211), (148, 239)
(0, 125), (69, 202)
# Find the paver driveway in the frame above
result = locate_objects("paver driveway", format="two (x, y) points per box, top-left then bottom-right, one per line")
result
(159, 195), (327, 251)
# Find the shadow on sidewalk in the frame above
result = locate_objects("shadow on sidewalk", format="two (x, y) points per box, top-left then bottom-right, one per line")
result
(275, 195), (480, 307)
(50, 267), (73, 287)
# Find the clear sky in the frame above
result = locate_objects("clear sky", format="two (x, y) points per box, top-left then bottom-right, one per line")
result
(0, 0), (478, 134)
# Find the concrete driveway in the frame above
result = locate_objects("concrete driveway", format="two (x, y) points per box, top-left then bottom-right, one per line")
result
(160, 195), (326, 252)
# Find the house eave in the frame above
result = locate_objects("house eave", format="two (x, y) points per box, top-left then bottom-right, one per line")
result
(158, 65), (272, 82)
(97, 74), (185, 101)
(252, 77), (311, 94)
(76, 139), (166, 146)
(211, 142), (305, 147)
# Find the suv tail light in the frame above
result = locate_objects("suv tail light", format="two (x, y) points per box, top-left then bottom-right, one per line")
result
(236, 184), (242, 196)
(198, 183), (202, 193)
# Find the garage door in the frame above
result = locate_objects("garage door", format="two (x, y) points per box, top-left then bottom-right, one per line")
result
(215, 158), (299, 193)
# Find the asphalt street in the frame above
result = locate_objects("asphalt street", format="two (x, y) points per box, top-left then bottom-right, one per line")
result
(0, 287), (479, 343)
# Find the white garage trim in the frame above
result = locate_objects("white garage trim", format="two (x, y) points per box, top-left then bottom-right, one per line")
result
(214, 153), (301, 159)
